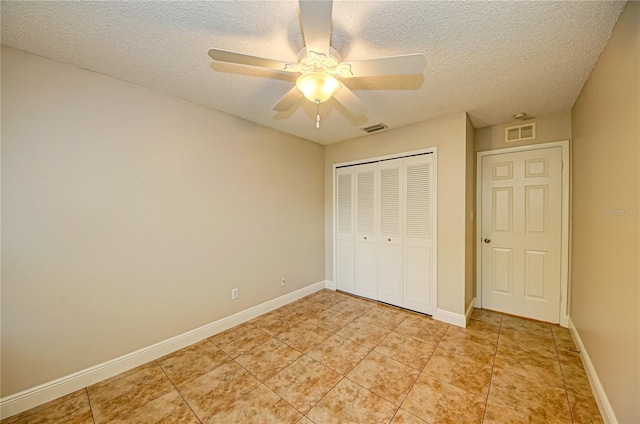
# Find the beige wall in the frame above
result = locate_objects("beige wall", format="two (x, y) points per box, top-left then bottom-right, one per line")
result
(475, 110), (572, 152)
(464, 115), (475, 309)
(570, 2), (640, 423)
(0, 46), (325, 397)
(325, 113), (469, 315)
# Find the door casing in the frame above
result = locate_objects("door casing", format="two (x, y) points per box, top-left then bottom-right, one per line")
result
(476, 140), (570, 327)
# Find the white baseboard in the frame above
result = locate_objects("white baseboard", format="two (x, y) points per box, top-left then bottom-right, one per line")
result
(0, 281), (326, 419)
(465, 298), (475, 326)
(434, 308), (467, 328)
(568, 318), (618, 424)
(324, 280), (336, 290)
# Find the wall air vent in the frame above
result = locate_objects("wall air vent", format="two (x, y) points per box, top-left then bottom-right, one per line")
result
(362, 123), (388, 133)
(505, 123), (536, 142)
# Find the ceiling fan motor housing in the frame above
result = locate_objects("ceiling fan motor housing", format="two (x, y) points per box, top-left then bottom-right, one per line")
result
(207, 0), (425, 117)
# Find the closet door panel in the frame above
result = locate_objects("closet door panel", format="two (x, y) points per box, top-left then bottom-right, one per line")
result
(377, 159), (403, 306)
(354, 241), (377, 298)
(336, 240), (354, 293)
(404, 246), (432, 312)
(336, 168), (355, 294)
(354, 164), (378, 299)
(403, 155), (434, 314)
(335, 151), (436, 315)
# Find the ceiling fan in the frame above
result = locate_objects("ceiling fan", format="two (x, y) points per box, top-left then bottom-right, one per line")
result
(208, 0), (426, 127)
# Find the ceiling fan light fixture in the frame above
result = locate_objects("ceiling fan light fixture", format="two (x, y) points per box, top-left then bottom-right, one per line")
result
(296, 72), (340, 103)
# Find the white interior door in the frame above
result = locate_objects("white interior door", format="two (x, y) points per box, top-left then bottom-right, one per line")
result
(481, 147), (562, 322)
(336, 168), (354, 294)
(354, 164), (378, 299)
(377, 159), (403, 305)
(403, 155), (434, 314)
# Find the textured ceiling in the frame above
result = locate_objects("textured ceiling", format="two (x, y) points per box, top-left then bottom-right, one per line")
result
(1, 1), (625, 145)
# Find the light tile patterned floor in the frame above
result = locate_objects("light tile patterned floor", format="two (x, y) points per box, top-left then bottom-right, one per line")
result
(2, 289), (604, 424)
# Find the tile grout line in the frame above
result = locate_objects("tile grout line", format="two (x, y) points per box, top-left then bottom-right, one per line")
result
(488, 316), (585, 422)
(255, 353), (321, 424)
(270, 299), (350, 423)
(217, 297), (332, 421)
(480, 314), (502, 423)
(93, 361), (178, 424)
(424, 317), (496, 397)
(83, 363), (178, 424)
(155, 359), (203, 423)
(85, 388), (97, 424)
(193, 339), (276, 423)
(339, 316), (415, 413)
(326, 299), (490, 422)
(415, 316), (498, 421)
(303, 345), (390, 420)
(553, 329), (577, 424)
(209, 382), (267, 422)
(395, 314), (505, 421)
(287, 301), (409, 422)
(493, 330), (575, 390)
(367, 312), (441, 420)
(299, 314), (380, 412)
(296, 354), (345, 423)
(390, 317), (443, 421)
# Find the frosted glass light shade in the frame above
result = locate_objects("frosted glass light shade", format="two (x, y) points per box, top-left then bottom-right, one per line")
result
(296, 72), (340, 103)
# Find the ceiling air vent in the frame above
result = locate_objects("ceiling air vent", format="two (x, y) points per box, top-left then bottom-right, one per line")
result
(362, 123), (388, 133)
(505, 123), (536, 143)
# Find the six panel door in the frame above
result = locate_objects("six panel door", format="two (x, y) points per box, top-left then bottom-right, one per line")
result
(481, 147), (562, 323)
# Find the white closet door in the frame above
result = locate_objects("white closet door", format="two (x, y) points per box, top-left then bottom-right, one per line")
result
(336, 167), (355, 294)
(354, 164), (378, 299)
(403, 155), (434, 314)
(377, 158), (403, 306)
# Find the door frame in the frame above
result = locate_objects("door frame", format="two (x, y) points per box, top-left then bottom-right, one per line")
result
(332, 147), (438, 314)
(475, 140), (570, 327)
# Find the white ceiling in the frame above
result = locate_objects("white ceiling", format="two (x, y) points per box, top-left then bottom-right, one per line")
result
(1, 1), (625, 145)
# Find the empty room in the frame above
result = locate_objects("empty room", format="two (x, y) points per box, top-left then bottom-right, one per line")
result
(1, 1), (638, 423)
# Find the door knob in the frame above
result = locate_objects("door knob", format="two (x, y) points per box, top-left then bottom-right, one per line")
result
(364, 236), (367, 240)
(388, 238), (391, 242)
(484, 238), (491, 243)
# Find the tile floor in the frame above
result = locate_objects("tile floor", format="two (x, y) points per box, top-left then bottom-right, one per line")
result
(3, 289), (603, 424)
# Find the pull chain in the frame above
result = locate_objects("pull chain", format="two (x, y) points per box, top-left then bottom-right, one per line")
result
(315, 100), (320, 129)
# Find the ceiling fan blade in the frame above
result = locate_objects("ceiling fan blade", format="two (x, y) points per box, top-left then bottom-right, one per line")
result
(333, 85), (369, 116)
(299, 0), (332, 56)
(341, 54), (426, 77)
(273, 86), (304, 112)
(208, 49), (292, 71)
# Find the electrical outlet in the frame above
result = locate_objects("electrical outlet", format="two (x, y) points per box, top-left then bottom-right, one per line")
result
(280, 277), (286, 287)
(231, 288), (239, 300)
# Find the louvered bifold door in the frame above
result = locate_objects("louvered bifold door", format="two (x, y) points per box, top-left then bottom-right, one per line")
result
(377, 158), (403, 306)
(354, 163), (378, 299)
(336, 167), (355, 294)
(403, 155), (434, 314)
